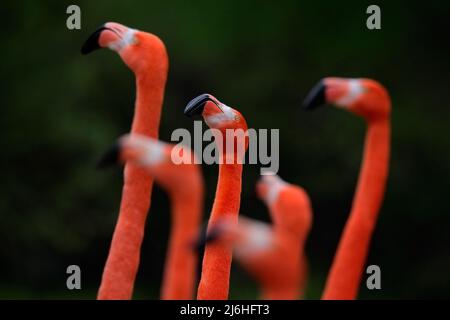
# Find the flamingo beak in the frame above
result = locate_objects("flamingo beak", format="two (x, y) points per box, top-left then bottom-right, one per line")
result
(191, 224), (221, 251)
(184, 94), (218, 117)
(81, 25), (109, 55)
(96, 143), (121, 169)
(302, 80), (326, 110)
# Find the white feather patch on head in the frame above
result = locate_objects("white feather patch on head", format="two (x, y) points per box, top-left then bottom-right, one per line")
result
(139, 140), (166, 166)
(261, 174), (288, 205)
(108, 28), (138, 52)
(204, 103), (236, 127)
(235, 219), (273, 258)
(335, 79), (364, 107)
(121, 134), (166, 166)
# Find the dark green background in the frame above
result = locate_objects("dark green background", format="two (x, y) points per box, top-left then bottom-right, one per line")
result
(1, 1), (449, 299)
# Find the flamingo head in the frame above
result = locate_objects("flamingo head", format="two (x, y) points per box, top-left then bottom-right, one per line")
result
(81, 22), (167, 73)
(257, 174), (312, 235)
(97, 134), (200, 193)
(184, 94), (249, 158)
(97, 134), (169, 169)
(302, 77), (390, 121)
(256, 174), (289, 207)
(184, 94), (247, 131)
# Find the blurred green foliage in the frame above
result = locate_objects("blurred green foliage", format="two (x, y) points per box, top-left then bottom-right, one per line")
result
(1, 0), (449, 299)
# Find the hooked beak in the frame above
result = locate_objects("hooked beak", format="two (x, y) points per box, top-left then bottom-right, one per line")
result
(302, 80), (326, 110)
(96, 143), (121, 169)
(184, 94), (220, 117)
(81, 25), (109, 55)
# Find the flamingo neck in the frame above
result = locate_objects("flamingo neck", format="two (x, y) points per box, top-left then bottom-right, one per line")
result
(97, 56), (168, 300)
(197, 163), (244, 300)
(262, 285), (300, 300)
(161, 184), (203, 300)
(253, 190), (312, 300)
(132, 71), (167, 136)
(260, 231), (303, 300)
(322, 117), (390, 300)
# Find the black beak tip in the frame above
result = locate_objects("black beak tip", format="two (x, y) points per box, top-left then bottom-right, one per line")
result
(302, 80), (327, 111)
(192, 225), (221, 252)
(184, 93), (214, 117)
(96, 143), (121, 169)
(81, 25), (107, 55)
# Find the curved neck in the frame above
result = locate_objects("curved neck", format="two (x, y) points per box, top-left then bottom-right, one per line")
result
(161, 186), (203, 300)
(258, 232), (303, 300)
(97, 57), (168, 300)
(197, 163), (244, 300)
(322, 117), (390, 300)
(132, 70), (167, 136)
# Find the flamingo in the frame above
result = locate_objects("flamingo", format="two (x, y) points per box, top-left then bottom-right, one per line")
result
(184, 94), (249, 300)
(82, 22), (169, 299)
(302, 77), (391, 299)
(97, 134), (203, 300)
(201, 174), (313, 299)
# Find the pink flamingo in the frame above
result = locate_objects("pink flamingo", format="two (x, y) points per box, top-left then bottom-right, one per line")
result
(303, 77), (391, 299)
(98, 134), (203, 299)
(82, 22), (168, 299)
(201, 174), (313, 299)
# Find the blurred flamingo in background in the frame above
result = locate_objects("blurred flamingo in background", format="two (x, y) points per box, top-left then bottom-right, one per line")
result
(98, 134), (204, 299)
(82, 22), (169, 299)
(303, 77), (391, 299)
(184, 94), (249, 300)
(201, 174), (313, 299)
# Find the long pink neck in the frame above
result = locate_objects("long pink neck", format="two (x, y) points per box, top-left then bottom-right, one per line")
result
(161, 183), (203, 299)
(197, 163), (243, 300)
(322, 117), (390, 299)
(98, 63), (168, 299)
(261, 237), (302, 300)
